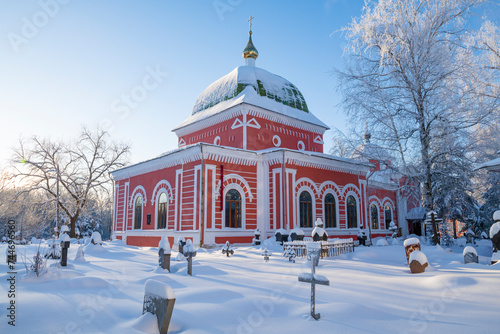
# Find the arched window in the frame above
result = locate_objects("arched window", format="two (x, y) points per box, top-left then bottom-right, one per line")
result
(347, 195), (357, 228)
(134, 196), (143, 229)
(385, 205), (392, 229)
(324, 194), (336, 228)
(157, 192), (167, 229)
(225, 189), (241, 228)
(371, 204), (379, 230)
(300, 191), (313, 228)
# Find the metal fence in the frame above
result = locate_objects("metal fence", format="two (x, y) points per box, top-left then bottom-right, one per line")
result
(283, 239), (355, 258)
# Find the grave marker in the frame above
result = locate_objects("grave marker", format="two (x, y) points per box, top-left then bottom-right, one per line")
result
(298, 253), (329, 320)
(184, 239), (196, 276)
(143, 279), (175, 334)
(261, 248), (271, 262)
(221, 241), (234, 257)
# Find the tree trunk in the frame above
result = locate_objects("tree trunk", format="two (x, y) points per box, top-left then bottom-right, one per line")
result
(70, 216), (77, 238)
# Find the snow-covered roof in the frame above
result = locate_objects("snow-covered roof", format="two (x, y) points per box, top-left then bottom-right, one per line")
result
(173, 66), (328, 131)
(351, 142), (393, 162)
(406, 207), (426, 221)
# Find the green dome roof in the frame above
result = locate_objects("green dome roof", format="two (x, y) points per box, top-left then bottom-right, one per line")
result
(192, 65), (309, 115)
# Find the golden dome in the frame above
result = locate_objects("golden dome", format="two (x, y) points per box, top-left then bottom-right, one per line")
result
(243, 31), (259, 60)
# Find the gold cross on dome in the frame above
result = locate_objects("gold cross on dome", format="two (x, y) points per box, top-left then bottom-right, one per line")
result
(248, 16), (254, 31)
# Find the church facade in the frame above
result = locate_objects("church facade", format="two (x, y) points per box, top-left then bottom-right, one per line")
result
(110, 29), (421, 247)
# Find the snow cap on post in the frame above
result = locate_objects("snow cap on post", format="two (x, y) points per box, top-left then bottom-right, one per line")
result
(159, 236), (171, 254)
(493, 210), (500, 222)
(144, 279), (175, 300)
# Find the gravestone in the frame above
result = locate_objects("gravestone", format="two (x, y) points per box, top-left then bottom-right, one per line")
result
(275, 229), (288, 245)
(357, 229), (367, 246)
(253, 228), (261, 245)
(261, 248), (271, 262)
(91, 231), (102, 245)
(403, 237), (421, 264)
(184, 239), (196, 276)
(298, 251), (329, 320)
(290, 228), (305, 241)
(312, 219), (328, 242)
(409, 250), (428, 274)
(143, 279), (176, 334)
(222, 241), (234, 257)
(158, 236), (171, 271)
(463, 246), (478, 264)
(465, 229), (475, 244)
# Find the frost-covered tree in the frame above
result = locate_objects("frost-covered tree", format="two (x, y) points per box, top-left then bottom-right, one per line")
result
(430, 121), (478, 237)
(10, 128), (129, 238)
(336, 0), (499, 211)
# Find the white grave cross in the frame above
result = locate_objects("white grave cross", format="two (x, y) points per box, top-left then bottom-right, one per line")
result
(298, 254), (330, 320)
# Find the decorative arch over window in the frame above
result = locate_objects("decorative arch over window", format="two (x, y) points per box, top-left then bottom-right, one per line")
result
(225, 189), (242, 228)
(385, 205), (393, 229)
(300, 191), (313, 228)
(129, 185), (147, 208)
(370, 204), (379, 230)
(346, 195), (358, 229)
(324, 193), (337, 228)
(134, 196), (143, 230)
(157, 192), (167, 229)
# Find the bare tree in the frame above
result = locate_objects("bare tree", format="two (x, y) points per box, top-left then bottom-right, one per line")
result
(336, 0), (499, 211)
(11, 128), (129, 237)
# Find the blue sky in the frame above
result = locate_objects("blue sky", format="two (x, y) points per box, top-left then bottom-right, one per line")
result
(0, 0), (498, 168)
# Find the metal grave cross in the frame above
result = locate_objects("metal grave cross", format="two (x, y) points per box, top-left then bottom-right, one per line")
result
(298, 254), (330, 320)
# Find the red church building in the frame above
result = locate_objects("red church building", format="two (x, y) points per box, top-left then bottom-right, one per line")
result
(110, 28), (421, 247)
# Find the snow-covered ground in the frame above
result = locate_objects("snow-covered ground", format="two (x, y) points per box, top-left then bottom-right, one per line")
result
(1, 238), (499, 334)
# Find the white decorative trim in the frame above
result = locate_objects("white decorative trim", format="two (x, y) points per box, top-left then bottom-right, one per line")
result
(151, 180), (174, 205)
(175, 169), (183, 231)
(313, 135), (324, 144)
(154, 188), (169, 230)
(111, 145), (202, 180)
(222, 184), (246, 230)
(294, 177), (319, 198)
(178, 138), (186, 147)
(344, 190), (361, 229)
(124, 182), (129, 231)
(297, 140), (305, 151)
(131, 192), (144, 230)
(341, 183), (362, 199)
(273, 135), (281, 147)
(368, 197), (381, 230)
(272, 168), (283, 231)
(224, 173), (254, 202)
(322, 189), (339, 228)
(214, 136), (221, 145)
(174, 103), (327, 137)
(295, 185), (316, 229)
(129, 185), (147, 208)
